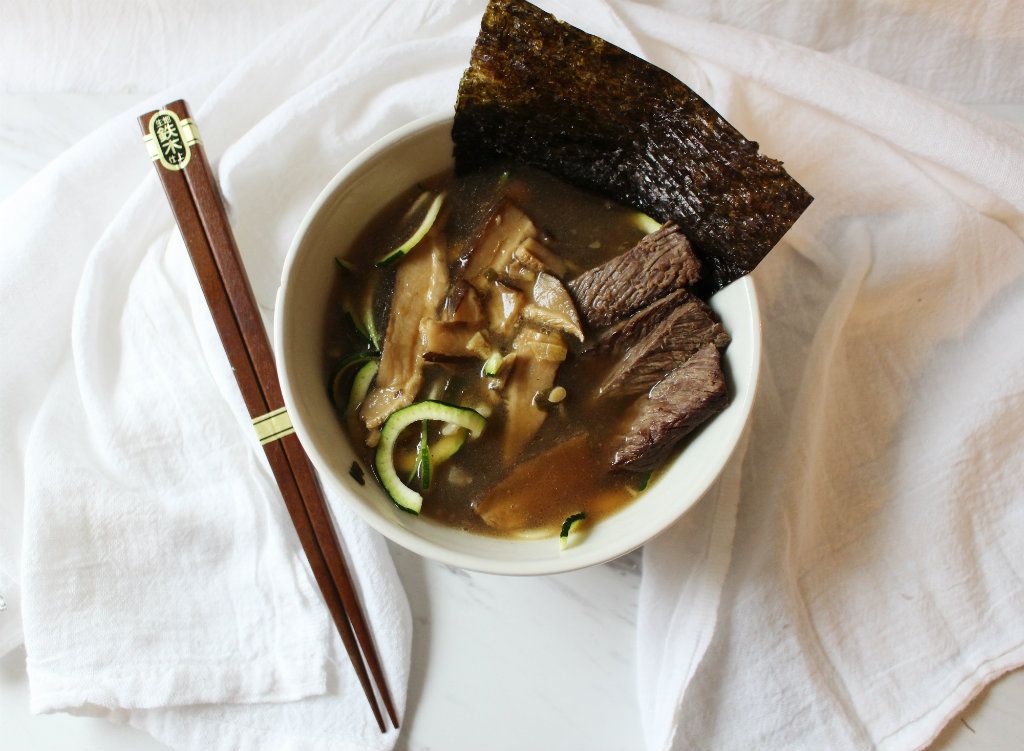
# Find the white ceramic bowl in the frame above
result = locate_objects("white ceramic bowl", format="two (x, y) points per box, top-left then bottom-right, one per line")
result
(275, 112), (761, 575)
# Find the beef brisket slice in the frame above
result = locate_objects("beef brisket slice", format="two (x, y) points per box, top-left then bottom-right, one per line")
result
(585, 289), (687, 359)
(599, 293), (730, 398)
(568, 223), (700, 328)
(612, 343), (727, 472)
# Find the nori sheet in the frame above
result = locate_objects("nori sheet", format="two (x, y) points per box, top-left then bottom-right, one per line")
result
(453, 0), (813, 292)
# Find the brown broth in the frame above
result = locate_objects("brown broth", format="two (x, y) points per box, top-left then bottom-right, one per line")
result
(323, 163), (653, 537)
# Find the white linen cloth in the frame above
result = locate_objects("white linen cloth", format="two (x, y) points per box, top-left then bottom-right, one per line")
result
(3, 0), (1022, 103)
(1, 1), (1022, 750)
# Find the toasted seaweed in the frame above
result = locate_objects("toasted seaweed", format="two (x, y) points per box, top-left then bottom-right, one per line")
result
(453, 0), (812, 292)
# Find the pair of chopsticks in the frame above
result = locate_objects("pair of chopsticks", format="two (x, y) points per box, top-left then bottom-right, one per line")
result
(139, 100), (398, 732)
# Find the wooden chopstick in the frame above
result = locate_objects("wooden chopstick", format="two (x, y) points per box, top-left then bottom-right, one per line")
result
(139, 103), (395, 732)
(166, 100), (400, 729)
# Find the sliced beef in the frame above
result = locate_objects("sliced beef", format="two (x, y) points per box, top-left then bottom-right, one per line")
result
(599, 292), (730, 398)
(568, 223), (701, 328)
(584, 289), (687, 359)
(611, 343), (728, 472)
(360, 234), (448, 430)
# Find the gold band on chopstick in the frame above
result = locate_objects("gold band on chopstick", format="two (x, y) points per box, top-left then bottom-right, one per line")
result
(252, 406), (295, 445)
(143, 109), (199, 171)
(179, 118), (201, 147)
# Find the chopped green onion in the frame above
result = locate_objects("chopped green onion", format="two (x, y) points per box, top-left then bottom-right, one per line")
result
(630, 212), (663, 234)
(627, 471), (654, 498)
(560, 512), (587, 550)
(415, 421), (431, 490)
(376, 192), (446, 267)
(482, 350), (503, 376)
(397, 429), (467, 474)
(364, 309), (381, 351)
(345, 308), (371, 343)
(398, 190), (432, 225)
(346, 360), (379, 420)
(359, 273), (381, 350)
(329, 352), (378, 409)
(432, 429), (468, 463)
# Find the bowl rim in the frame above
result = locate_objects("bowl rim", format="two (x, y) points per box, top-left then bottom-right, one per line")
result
(275, 112), (762, 575)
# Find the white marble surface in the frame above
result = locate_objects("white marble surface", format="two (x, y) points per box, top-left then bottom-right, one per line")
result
(1, 93), (1022, 751)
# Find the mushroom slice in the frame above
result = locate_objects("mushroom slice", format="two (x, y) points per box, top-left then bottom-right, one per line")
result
(501, 327), (567, 463)
(486, 280), (526, 335)
(523, 272), (584, 341)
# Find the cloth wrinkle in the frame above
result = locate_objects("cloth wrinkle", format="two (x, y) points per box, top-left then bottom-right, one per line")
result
(2, 2), (1023, 751)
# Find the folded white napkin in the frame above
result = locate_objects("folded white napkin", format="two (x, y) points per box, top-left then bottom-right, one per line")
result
(2, 2), (1023, 751)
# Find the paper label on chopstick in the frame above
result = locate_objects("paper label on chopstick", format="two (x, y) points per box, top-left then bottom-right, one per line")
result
(252, 406), (296, 446)
(143, 109), (199, 171)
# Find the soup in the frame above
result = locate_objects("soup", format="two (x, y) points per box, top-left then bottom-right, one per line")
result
(324, 163), (730, 541)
